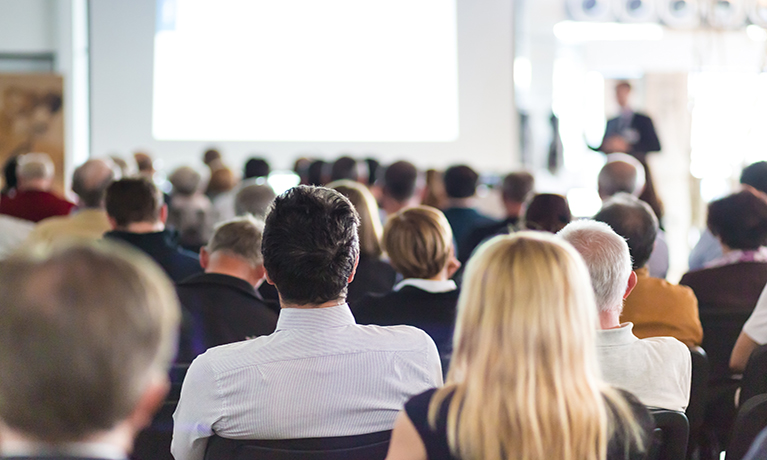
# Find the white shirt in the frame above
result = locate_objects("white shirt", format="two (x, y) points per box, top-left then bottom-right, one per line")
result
(393, 278), (457, 293)
(743, 284), (767, 344)
(597, 323), (691, 412)
(171, 303), (443, 460)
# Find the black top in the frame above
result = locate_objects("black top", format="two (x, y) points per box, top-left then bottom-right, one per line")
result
(104, 230), (202, 283)
(458, 216), (519, 264)
(405, 388), (654, 460)
(175, 273), (278, 363)
(346, 254), (397, 305)
(353, 286), (459, 358)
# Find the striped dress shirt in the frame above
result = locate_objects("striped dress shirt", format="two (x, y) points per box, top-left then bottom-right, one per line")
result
(171, 303), (443, 460)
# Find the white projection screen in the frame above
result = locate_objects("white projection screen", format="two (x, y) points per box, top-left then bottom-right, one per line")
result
(90, 0), (515, 171)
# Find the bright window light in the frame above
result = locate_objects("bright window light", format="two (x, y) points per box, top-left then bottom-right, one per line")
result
(747, 24), (767, 41)
(553, 21), (664, 44)
(267, 171), (301, 196)
(567, 188), (603, 218)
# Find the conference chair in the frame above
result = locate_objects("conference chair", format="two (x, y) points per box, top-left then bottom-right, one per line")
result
(740, 344), (767, 405)
(686, 347), (709, 460)
(650, 410), (689, 460)
(203, 431), (392, 460)
(726, 394), (767, 460)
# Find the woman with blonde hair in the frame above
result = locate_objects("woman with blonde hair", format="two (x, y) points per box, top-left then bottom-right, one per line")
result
(327, 180), (396, 303)
(386, 232), (652, 460)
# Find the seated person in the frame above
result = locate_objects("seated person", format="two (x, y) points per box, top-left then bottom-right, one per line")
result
(167, 165), (214, 252)
(559, 220), (691, 411)
(379, 160), (421, 217)
(385, 232), (652, 460)
(172, 186), (442, 460)
(0, 152), (74, 222)
(524, 193), (571, 233)
(0, 242), (179, 460)
(441, 165), (495, 258)
(353, 206), (461, 358)
(595, 194), (701, 347)
(176, 215), (278, 363)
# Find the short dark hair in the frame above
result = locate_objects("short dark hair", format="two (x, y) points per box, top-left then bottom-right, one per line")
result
(244, 157), (270, 179)
(741, 161), (767, 195)
(307, 160), (327, 186)
(502, 171), (534, 203)
(443, 165), (479, 199)
(105, 178), (164, 227)
(593, 193), (658, 270)
(384, 161), (418, 202)
(262, 186), (360, 305)
(524, 194), (572, 233)
(330, 156), (360, 182)
(708, 189), (767, 250)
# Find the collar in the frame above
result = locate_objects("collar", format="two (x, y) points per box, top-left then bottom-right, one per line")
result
(705, 247), (767, 269)
(394, 278), (457, 293)
(596, 322), (638, 346)
(276, 303), (356, 331)
(1, 440), (126, 460)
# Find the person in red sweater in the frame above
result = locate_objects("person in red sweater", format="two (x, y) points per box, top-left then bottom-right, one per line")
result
(0, 152), (74, 222)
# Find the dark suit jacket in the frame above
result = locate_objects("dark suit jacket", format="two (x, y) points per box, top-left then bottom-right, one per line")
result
(352, 286), (459, 357)
(104, 230), (202, 283)
(442, 207), (497, 260)
(175, 273), (278, 363)
(601, 112), (661, 156)
(346, 254), (397, 305)
(459, 216), (519, 264)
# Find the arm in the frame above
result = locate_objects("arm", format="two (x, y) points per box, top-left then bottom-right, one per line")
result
(385, 411), (428, 460)
(630, 115), (661, 154)
(171, 356), (221, 460)
(731, 332), (760, 373)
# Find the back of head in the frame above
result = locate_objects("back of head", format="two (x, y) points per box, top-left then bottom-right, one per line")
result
(365, 158), (380, 186)
(203, 148), (222, 166)
(502, 171), (535, 203)
(330, 156), (360, 182)
(208, 215), (265, 267)
(708, 189), (767, 250)
(740, 161), (767, 194)
(168, 166), (201, 196)
(0, 242), (179, 443)
(558, 220), (632, 314)
(105, 178), (164, 228)
(235, 182), (277, 218)
(383, 161), (419, 202)
(206, 167), (237, 196)
(524, 193), (572, 233)
(133, 152), (154, 173)
(72, 159), (118, 209)
(327, 180), (383, 258)
(593, 193), (658, 270)
(598, 153), (646, 199)
(244, 157), (270, 179)
(384, 206), (453, 279)
(307, 160), (327, 186)
(16, 152), (54, 183)
(443, 165), (479, 199)
(262, 186), (360, 305)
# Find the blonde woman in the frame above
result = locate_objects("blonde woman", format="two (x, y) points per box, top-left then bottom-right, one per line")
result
(328, 180), (396, 303)
(385, 232), (652, 460)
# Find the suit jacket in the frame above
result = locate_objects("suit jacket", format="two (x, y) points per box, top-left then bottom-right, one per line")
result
(442, 207), (497, 260)
(459, 216), (519, 264)
(176, 272), (278, 363)
(104, 230), (202, 283)
(601, 112), (661, 156)
(352, 286), (459, 357)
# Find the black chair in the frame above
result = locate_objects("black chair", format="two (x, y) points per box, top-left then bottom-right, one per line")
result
(203, 430), (392, 460)
(650, 410), (689, 460)
(687, 347), (709, 460)
(726, 394), (767, 460)
(740, 345), (767, 405)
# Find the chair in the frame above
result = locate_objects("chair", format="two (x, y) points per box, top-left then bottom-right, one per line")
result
(726, 394), (767, 460)
(740, 345), (767, 405)
(203, 430), (392, 460)
(686, 347), (709, 459)
(649, 410), (689, 460)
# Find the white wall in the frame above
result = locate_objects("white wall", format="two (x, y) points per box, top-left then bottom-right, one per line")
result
(89, 0), (518, 173)
(0, 0), (55, 53)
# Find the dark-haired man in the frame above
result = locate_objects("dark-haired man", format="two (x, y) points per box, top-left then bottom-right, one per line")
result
(441, 165), (495, 259)
(172, 186), (442, 460)
(104, 177), (201, 282)
(380, 161), (420, 216)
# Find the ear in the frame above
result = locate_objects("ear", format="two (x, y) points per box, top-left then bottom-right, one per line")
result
(254, 264), (266, 281)
(347, 254), (360, 284)
(199, 247), (210, 270)
(445, 255), (461, 279)
(159, 204), (168, 225)
(623, 271), (638, 300)
(264, 269), (275, 286)
(126, 373), (169, 435)
(107, 216), (119, 230)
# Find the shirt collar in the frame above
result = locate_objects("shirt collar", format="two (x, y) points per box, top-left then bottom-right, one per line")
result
(596, 322), (638, 346)
(1, 440), (126, 460)
(394, 278), (457, 293)
(705, 247), (767, 269)
(276, 303), (356, 331)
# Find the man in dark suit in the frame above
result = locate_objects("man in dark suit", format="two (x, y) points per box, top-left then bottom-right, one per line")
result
(0, 242), (180, 460)
(176, 215), (278, 363)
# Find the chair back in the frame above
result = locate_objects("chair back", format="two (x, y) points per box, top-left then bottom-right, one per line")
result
(740, 345), (767, 404)
(699, 309), (753, 382)
(649, 410), (689, 460)
(204, 431), (392, 460)
(726, 394), (767, 460)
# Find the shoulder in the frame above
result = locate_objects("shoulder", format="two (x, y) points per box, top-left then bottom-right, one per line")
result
(355, 323), (437, 349)
(639, 276), (697, 302)
(636, 336), (691, 362)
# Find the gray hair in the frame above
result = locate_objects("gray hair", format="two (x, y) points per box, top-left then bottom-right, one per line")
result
(168, 166), (202, 196)
(207, 215), (265, 267)
(17, 153), (54, 181)
(235, 182), (276, 218)
(597, 153), (646, 198)
(558, 220), (632, 313)
(72, 159), (118, 209)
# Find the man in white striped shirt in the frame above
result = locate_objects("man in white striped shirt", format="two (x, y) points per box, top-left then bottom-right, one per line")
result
(172, 185), (443, 460)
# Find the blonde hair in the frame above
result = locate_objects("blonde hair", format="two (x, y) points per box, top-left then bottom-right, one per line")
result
(431, 232), (645, 460)
(383, 205), (453, 279)
(327, 180), (383, 258)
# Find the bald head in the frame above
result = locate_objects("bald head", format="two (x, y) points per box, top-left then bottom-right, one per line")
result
(72, 159), (118, 209)
(598, 153), (646, 200)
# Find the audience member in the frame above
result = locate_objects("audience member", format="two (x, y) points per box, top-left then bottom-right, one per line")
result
(105, 177), (202, 282)
(293, 157), (312, 185)
(243, 157), (270, 179)
(167, 166), (213, 251)
(202, 148), (223, 170)
(330, 155), (365, 183)
(134, 151), (155, 178)
(307, 159), (327, 186)
(26, 158), (118, 246)
(594, 194), (702, 347)
(109, 155), (134, 177)
(524, 193), (571, 233)
(380, 160), (421, 217)
(328, 180), (396, 303)
(0, 152), (74, 222)
(559, 220), (691, 411)
(354, 206), (461, 359)
(172, 186), (442, 460)
(365, 158), (381, 186)
(386, 232), (652, 460)
(234, 181), (276, 218)
(0, 242), (179, 460)
(422, 169), (447, 210)
(205, 167), (237, 200)
(442, 165), (495, 258)
(460, 171), (534, 262)
(176, 215), (278, 363)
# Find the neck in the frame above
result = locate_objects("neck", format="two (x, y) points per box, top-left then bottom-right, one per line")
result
(446, 197), (473, 208)
(720, 243), (733, 254)
(205, 253), (262, 287)
(18, 179), (51, 192)
(382, 198), (408, 216)
(503, 201), (523, 219)
(119, 221), (164, 233)
(280, 296), (346, 309)
(598, 309), (622, 330)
